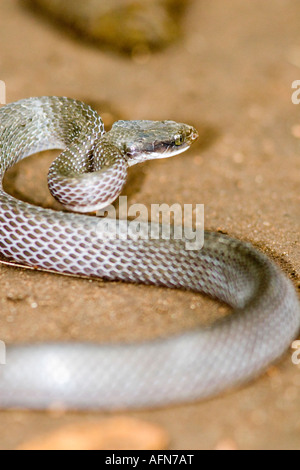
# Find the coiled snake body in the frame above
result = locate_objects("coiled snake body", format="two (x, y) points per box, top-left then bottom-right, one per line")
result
(0, 97), (299, 409)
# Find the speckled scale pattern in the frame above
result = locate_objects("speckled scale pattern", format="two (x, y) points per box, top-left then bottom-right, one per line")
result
(0, 97), (299, 409)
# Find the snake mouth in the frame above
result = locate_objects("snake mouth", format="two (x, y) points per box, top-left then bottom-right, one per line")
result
(127, 142), (192, 163)
(156, 142), (192, 159)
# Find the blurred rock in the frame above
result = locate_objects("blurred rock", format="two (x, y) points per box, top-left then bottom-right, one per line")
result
(23, 0), (191, 54)
(17, 417), (169, 450)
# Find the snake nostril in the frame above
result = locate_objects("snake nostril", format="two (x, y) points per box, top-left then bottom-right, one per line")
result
(189, 128), (199, 142)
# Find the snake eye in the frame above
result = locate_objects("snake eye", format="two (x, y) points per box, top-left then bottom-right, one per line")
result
(174, 135), (184, 146)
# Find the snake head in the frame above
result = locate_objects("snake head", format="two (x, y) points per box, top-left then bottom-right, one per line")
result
(109, 120), (198, 166)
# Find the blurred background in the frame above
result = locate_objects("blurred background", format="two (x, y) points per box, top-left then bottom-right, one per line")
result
(0, 0), (299, 450)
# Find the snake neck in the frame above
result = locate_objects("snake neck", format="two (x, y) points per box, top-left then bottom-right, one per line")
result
(47, 137), (129, 213)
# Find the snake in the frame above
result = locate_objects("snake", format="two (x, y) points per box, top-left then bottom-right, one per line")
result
(0, 96), (299, 410)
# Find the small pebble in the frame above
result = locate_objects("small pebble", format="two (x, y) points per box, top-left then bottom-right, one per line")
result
(291, 125), (300, 138)
(215, 438), (238, 451)
(266, 366), (280, 378)
(6, 293), (26, 302)
(232, 153), (244, 164)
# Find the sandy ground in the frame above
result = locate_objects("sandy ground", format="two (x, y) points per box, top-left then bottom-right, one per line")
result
(0, 0), (299, 450)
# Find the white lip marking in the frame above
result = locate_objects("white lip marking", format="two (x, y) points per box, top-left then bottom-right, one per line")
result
(151, 144), (190, 160)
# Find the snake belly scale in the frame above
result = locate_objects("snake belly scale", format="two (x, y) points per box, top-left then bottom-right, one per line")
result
(0, 96), (299, 409)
